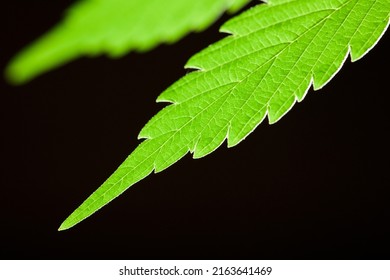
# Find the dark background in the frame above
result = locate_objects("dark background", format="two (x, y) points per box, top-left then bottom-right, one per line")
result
(1, 1), (389, 259)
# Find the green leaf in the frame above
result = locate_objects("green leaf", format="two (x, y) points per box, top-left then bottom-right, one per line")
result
(59, 0), (389, 230)
(5, 0), (250, 84)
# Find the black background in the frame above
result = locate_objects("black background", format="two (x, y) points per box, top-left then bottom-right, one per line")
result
(1, 1), (389, 259)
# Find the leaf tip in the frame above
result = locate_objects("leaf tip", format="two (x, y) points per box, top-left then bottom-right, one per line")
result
(58, 218), (74, 231)
(184, 63), (202, 70)
(3, 62), (28, 86)
(226, 136), (240, 149)
(58, 211), (82, 231)
(219, 26), (234, 35)
(58, 223), (69, 232)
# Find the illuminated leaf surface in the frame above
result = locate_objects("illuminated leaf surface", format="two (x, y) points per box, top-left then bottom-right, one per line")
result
(60, 0), (389, 230)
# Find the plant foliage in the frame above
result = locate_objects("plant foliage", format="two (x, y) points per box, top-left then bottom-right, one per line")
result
(56, 0), (389, 230)
(5, 0), (250, 84)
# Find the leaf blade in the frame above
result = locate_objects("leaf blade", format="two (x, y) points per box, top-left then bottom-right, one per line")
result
(60, 0), (389, 230)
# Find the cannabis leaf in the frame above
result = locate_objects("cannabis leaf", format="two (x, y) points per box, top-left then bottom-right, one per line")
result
(5, 0), (250, 84)
(60, 0), (389, 230)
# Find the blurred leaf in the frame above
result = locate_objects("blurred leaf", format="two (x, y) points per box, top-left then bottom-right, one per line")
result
(5, 0), (250, 84)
